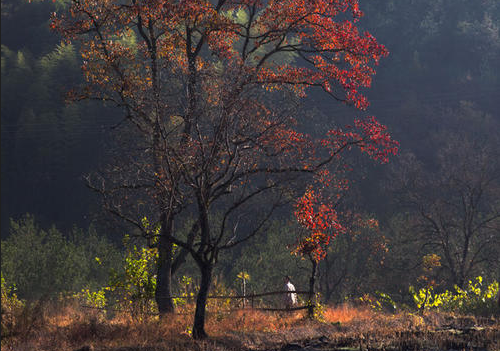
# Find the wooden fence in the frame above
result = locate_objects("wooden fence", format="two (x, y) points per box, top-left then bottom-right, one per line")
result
(171, 290), (314, 312)
(82, 290), (315, 315)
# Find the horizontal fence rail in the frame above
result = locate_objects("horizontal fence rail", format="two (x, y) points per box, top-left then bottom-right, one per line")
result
(168, 290), (311, 299)
(80, 290), (314, 314)
(81, 304), (311, 315)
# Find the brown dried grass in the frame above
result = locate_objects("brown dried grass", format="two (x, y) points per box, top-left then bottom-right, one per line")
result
(206, 308), (307, 335)
(2, 299), (499, 351)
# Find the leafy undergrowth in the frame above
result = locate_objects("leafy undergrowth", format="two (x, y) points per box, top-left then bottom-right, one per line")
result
(1, 300), (499, 351)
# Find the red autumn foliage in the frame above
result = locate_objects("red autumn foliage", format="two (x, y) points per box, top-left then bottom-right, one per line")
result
(294, 117), (397, 262)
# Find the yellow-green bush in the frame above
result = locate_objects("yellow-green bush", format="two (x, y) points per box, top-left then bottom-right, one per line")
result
(1, 273), (25, 339)
(107, 237), (158, 319)
(410, 276), (499, 315)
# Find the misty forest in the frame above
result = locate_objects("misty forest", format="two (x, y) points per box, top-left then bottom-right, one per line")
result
(1, 0), (499, 350)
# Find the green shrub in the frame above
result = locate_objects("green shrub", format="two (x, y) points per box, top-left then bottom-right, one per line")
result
(1, 215), (121, 299)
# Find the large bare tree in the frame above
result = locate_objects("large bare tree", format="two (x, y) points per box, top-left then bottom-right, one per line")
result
(52, 0), (395, 338)
(391, 136), (500, 288)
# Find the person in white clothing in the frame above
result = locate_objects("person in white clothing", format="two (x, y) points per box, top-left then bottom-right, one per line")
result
(283, 276), (297, 309)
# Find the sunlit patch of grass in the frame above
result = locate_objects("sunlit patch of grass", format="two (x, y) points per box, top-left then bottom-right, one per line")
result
(323, 303), (374, 324)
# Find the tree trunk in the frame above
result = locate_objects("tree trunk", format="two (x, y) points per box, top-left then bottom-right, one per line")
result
(308, 257), (318, 318)
(155, 213), (175, 314)
(192, 263), (212, 340)
(457, 231), (471, 288)
(321, 254), (332, 301)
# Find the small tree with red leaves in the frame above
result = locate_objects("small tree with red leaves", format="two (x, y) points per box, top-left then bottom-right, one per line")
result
(293, 118), (396, 316)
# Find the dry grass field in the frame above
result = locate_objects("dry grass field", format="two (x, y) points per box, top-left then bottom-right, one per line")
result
(2, 300), (499, 351)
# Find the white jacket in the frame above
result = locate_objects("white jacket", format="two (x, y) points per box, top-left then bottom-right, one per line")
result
(284, 281), (297, 306)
